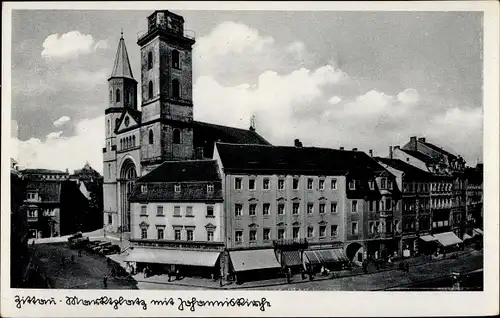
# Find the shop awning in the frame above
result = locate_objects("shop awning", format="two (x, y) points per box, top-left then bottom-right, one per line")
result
(124, 248), (220, 267)
(473, 228), (483, 236)
(463, 233), (473, 241)
(304, 249), (348, 264)
(433, 232), (463, 247)
(419, 235), (437, 242)
(281, 250), (302, 267)
(229, 249), (280, 272)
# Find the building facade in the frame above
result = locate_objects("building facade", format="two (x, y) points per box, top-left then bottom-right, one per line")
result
(127, 160), (225, 278)
(102, 10), (269, 236)
(214, 142), (399, 278)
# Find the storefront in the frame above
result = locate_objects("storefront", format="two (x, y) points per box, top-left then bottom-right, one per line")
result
(419, 235), (438, 255)
(433, 231), (463, 252)
(303, 248), (349, 273)
(123, 247), (222, 278)
(401, 236), (417, 258)
(228, 249), (281, 283)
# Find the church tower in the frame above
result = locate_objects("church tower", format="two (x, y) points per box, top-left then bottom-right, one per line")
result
(137, 11), (196, 174)
(103, 33), (137, 231)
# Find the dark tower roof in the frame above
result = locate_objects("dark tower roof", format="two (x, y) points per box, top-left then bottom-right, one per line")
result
(109, 33), (135, 81)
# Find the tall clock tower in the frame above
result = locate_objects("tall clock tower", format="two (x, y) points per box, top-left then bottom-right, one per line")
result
(137, 10), (196, 174)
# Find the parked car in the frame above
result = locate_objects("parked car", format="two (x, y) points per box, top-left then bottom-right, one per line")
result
(101, 245), (121, 256)
(69, 237), (89, 249)
(85, 241), (102, 251)
(92, 242), (112, 253)
(68, 232), (83, 242)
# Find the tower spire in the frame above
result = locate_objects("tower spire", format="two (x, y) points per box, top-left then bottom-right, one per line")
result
(109, 33), (135, 81)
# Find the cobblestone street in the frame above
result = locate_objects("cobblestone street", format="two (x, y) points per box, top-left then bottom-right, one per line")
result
(33, 243), (482, 291)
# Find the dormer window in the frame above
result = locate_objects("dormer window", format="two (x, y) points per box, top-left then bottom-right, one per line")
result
(207, 184), (214, 193)
(174, 184), (181, 193)
(381, 178), (387, 189)
(388, 180), (393, 190)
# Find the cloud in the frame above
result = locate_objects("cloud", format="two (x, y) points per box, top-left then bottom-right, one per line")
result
(53, 116), (71, 127)
(328, 96), (342, 105)
(41, 31), (108, 59)
(12, 116), (104, 173)
(193, 21), (315, 84)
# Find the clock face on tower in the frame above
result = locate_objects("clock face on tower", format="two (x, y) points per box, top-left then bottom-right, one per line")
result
(124, 116), (129, 127)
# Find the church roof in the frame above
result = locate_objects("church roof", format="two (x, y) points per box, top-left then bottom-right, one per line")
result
(109, 34), (135, 81)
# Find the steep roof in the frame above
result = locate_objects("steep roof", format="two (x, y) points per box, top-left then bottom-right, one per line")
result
(215, 142), (385, 176)
(399, 149), (436, 164)
(129, 182), (223, 202)
(73, 163), (102, 178)
(375, 157), (433, 181)
(138, 160), (221, 183)
(27, 181), (62, 203)
(421, 141), (458, 160)
(109, 35), (135, 81)
(22, 168), (67, 175)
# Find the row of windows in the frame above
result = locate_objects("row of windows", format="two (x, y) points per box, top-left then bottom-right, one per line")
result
(234, 224), (340, 243)
(234, 177), (393, 192)
(110, 89), (133, 104)
(140, 205), (215, 217)
(431, 198), (453, 208)
(234, 177), (338, 191)
(147, 50), (180, 70)
(146, 79), (180, 100)
(141, 183), (214, 194)
(431, 183), (453, 192)
(432, 220), (450, 228)
(141, 227), (215, 242)
(234, 201), (341, 216)
(120, 135), (136, 150)
(403, 182), (429, 193)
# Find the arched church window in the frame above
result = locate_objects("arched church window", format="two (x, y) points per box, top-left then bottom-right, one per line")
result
(107, 120), (110, 135)
(172, 50), (180, 69)
(172, 79), (180, 98)
(132, 135), (136, 147)
(116, 89), (121, 103)
(120, 139), (123, 150)
(109, 90), (112, 102)
(149, 129), (154, 144)
(173, 129), (181, 144)
(148, 51), (153, 70)
(148, 81), (153, 99)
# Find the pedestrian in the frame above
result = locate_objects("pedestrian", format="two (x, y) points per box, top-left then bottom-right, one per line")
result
(176, 269), (180, 280)
(144, 266), (148, 278)
(78, 249), (82, 257)
(301, 268), (306, 280)
(219, 275), (223, 287)
(103, 275), (108, 289)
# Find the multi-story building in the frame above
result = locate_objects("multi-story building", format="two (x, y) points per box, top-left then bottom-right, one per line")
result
(102, 10), (269, 236)
(391, 137), (468, 251)
(127, 160), (225, 278)
(464, 164), (483, 234)
(213, 142), (398, 279)
(375, 156), (433, 257)
(21, 169), (69, 238)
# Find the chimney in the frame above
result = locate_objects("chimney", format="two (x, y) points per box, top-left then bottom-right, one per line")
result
(389, 146), (393, 159)
(340, 147), (344, 150)
(352, 148), (358, 152)
(369, 149), (373, 157)
(410, 136), (417, 150)
(294, 139), (302, 147)
(249, 125), (255, 132)
(418, 137), (426, 143)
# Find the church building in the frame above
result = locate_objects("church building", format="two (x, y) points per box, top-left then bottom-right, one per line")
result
(103, 10), (270, 235)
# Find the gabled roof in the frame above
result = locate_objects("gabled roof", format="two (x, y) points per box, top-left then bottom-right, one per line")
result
(421, 141), (458, 160)
(138, 160), (221, 183)
(399, 149), (437, 164)
(21, 168), (67, 175)
(109, 35), (135, 81)
(215, 142), (385, 176)
(115, 108), (142, 133)
(375, 157), (433, 181)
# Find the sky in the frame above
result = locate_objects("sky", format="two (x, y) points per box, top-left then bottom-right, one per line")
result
(10, 10), (483, 173)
